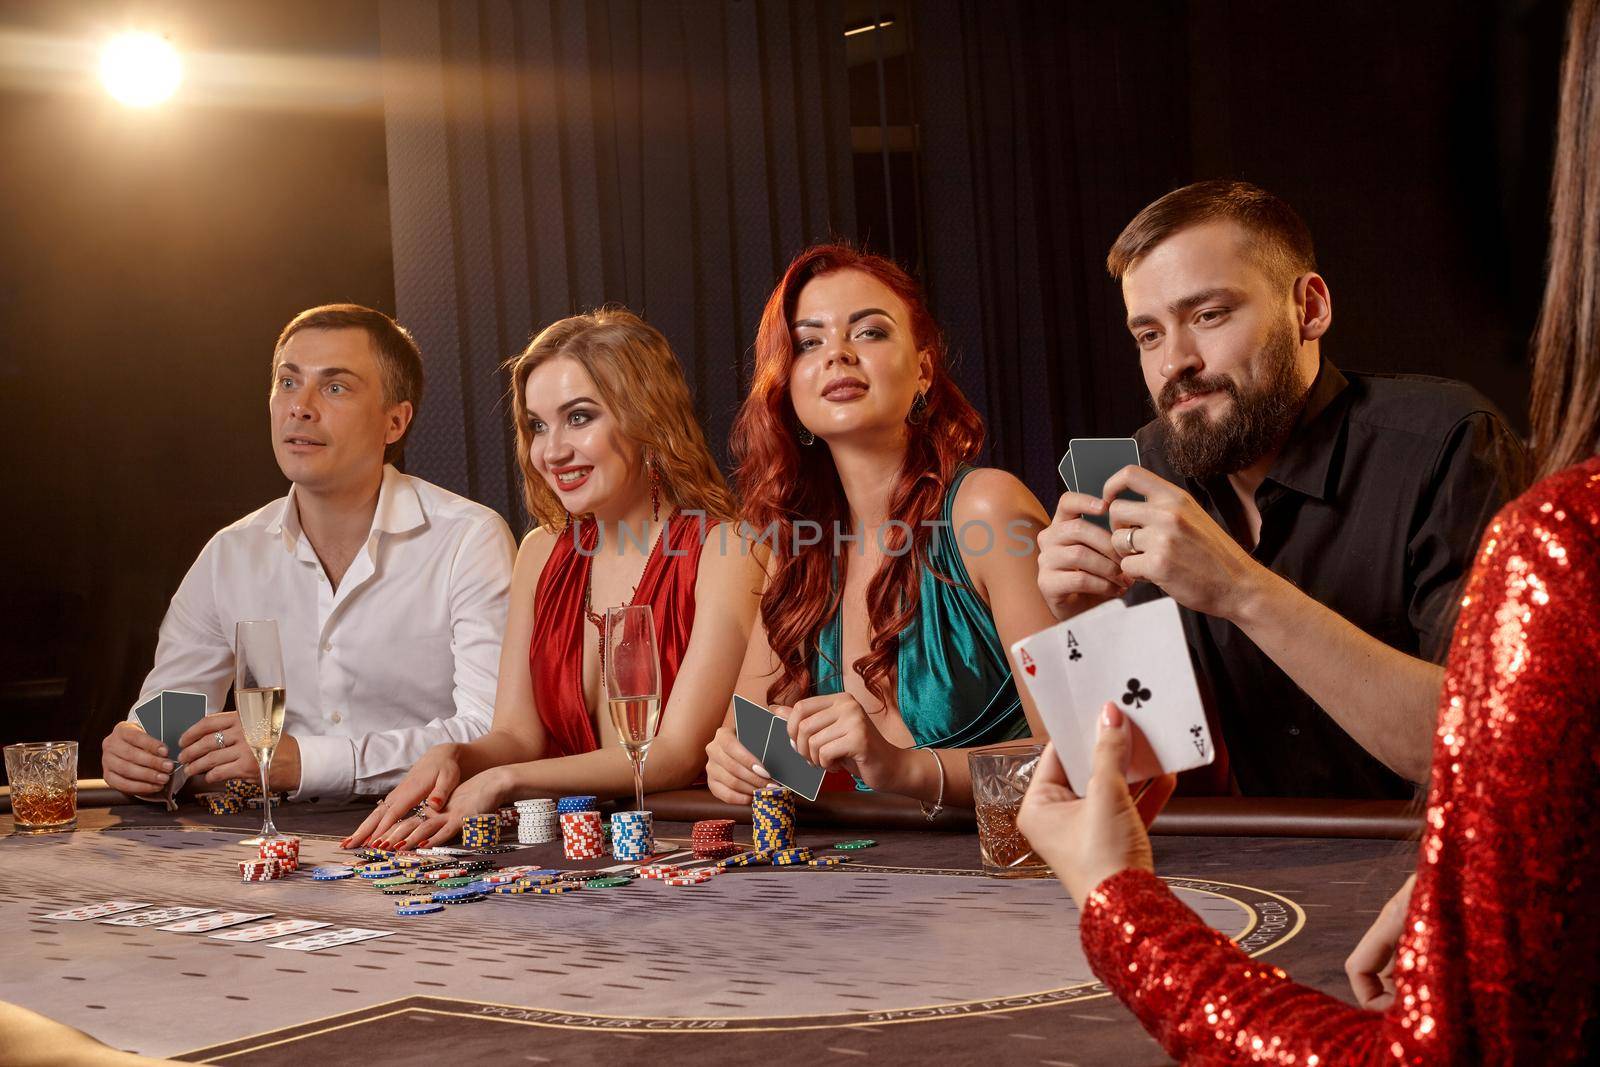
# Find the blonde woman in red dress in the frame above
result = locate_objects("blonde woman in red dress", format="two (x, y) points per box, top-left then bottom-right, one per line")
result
(1015, 3), (1600, 1061)
(348, 309), (765, 849)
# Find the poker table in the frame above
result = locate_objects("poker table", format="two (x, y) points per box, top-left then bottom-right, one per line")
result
(1, 782), (1419, 1065)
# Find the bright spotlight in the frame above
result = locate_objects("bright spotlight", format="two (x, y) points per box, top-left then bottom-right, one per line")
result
(100, 32), (181, 107)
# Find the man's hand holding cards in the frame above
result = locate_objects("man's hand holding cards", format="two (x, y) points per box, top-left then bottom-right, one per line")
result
(1010, 597), (1215, 795)
(1038, 439), (1144, 620)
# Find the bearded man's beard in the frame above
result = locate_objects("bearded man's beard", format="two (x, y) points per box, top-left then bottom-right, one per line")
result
(1158, 317), (1306, 479)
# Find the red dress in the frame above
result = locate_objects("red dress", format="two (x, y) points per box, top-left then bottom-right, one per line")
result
(528, 515), (705, 757)
(1081, 459), (1600, 1064)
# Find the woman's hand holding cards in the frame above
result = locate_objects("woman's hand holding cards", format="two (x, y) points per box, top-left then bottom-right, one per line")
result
(1017, 703), (1175, 908)
(783, 692), (904, 792)
(704, 725), (772, 805)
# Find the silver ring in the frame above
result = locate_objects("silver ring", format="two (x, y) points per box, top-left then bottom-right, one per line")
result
(214, 731), (227, 750)
(409, 803), (433, 820)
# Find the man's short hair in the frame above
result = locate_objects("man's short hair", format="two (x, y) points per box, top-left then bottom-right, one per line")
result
(1107, 180), (1317, 292)
(274, 304), (425, 466)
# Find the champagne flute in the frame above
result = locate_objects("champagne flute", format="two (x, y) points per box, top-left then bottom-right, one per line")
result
(235, 619), (287, 844)
(604, 605), (661, 812)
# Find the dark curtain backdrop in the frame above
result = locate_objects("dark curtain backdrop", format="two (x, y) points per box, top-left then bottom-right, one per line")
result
(906, 0), (1558, 505)
(910, 0), (1192, 498)
(379, 0), (855, 524)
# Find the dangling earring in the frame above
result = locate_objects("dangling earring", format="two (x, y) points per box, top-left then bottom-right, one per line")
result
(646, 455), (661, 522)
(797, 426), (816, 446)
(907, 390), (928, 426)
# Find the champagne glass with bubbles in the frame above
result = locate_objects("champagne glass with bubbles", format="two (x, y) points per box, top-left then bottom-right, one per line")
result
(605, 605), (661, 812)
(235, 619), (286, 844)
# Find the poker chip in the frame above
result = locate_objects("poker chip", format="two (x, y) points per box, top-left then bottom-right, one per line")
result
(474, 844), (518, 854)
(396, 902), (444, 916)
(238, 858), (289, 882)
(752, 785), (797, 852)
(418, 867), (467, 882)
(380, 883), (423, 894)
(392, 853), (428, 869)
(584, 876), (633, 888)
(610, 811), (655, 862)
(204, 793), (246, 815)
(259, 837), (300, 866)
(311, 866), (355, 880)
(832, 840), (876, 850)
(561, 811), (604, 860)
(355, 848), (395, 861)
(556, 795), (598, 814)
(638, 864), (682, 880)
(663, 871), (715, 886)
(529, 882), (575, 895)
(719, 850), (770, 868)
(809, 856), (845, 867)
(456, 859), (495, 872)
(358, 867), (402, 879)
(433, 876), (479, 889)
(433, 886), (485, 903)
(460, 813), (500, 849)
(373, 876), (417, 888)
(771, 847), (814, 866)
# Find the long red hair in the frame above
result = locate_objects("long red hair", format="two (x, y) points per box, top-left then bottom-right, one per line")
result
(731, 244), (985, 708)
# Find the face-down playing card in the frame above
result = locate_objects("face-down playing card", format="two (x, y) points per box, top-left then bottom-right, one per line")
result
(1012, 597), (1213, 795)
(732, 694), (826, 802)
(1068, 438), (1145, 530)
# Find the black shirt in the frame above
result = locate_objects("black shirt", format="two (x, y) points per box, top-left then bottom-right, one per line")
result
(1129, 360), (1524, 798)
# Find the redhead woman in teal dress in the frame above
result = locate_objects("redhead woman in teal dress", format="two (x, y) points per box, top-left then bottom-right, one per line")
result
(704, 245), (1061, 811)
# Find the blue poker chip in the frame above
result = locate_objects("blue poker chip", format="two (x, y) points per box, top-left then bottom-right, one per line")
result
(432, 886), (485, 903)
(311, 867), (356, 880)
(396, 903), (444, 915)
(463, 880), (495, 894)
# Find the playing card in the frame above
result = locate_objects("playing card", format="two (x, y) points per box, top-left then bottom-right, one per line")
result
(268, 928), (394, 952)
(1012, 597), (1212, 795)
(158, 691), (206, 761)
(733, 694), (776, 757)
(732, 695), (826, 802)
(131, 690), (207, 758)
(1057, 449), (1077, 494)
(42, 901), (152, 921)
(208, 918), (330, 942)
(158, 911), (273, 933)
(1068, 438), (1145, 530)
(100, 906), (216, 928)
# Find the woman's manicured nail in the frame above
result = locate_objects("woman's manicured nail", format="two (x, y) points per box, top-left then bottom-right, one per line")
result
(752, 763), (770, 778)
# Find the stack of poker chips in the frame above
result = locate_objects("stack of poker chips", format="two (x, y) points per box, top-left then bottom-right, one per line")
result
(460, 813), (500, 849)
(497, 806), (519, 833)
(515, 799), (558, 844)
(238, 858), (291, 882)
(205, 777), (286, 815)
(770, 846), (813, 866)
(639, 862), (718, 886)
(259, 835), (300, 871)
(560, 810), (604, 860)
(556, 795), (598, 815)
(690, 819), (742, 859)
(610, 810), (654, 861)
(751, 785), (796, 852)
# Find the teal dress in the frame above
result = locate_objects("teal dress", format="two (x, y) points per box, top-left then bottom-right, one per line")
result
(812, 465), (1029, 760)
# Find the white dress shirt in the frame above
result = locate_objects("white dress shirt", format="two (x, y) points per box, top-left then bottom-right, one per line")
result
(130, 465), (515, 801)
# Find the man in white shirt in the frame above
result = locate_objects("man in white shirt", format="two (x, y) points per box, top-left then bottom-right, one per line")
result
(100, 304), (514, 802)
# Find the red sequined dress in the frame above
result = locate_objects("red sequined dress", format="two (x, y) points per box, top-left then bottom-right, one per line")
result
(1081, 459), (1600, 1064)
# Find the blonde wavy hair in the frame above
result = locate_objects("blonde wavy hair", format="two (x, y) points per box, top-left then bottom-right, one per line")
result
(507, 308), (735, 530)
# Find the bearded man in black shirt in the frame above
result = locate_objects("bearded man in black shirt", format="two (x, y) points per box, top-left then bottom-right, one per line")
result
(1036, 181), (1524, 798)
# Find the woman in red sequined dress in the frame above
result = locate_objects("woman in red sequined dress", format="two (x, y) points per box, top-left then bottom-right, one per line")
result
(1016, 3), (1600, 1062)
